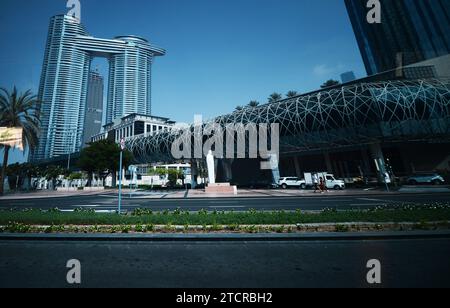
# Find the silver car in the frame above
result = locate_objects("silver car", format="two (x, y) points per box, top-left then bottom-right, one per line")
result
(407, 173), (445, 185)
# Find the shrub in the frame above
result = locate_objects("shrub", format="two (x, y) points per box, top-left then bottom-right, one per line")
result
(4, 222), (31, 233)
(145, 224), (155, 232)
(335, 224), (350, 232)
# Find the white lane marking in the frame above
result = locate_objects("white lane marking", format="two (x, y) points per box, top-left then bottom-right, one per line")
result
(209, 201), (240, 204)
(96, 195), (393, 201)
(350, 203), (385, 207)
(61, 209), (116, 213)
(209, 206), (246, 209)
(358, 198), (396, 203)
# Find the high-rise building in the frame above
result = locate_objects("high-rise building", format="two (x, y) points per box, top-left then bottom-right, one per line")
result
(340, 71), (356, 83)
(82, 71), (104, 148)
(33, 14), (165, 161)
(345, 0), (450, 75)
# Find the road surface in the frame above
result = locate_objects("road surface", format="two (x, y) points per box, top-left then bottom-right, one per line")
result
(0, 237), (449, 288)
(0, 192), (449, 212)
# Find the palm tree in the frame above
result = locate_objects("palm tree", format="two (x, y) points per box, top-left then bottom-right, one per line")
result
(0, 87), (40, 195)
(268, 93), (282, 103)
(247, 101), (260, 108)
(320, 79), (341, 89)
(286, 91), (299, 98)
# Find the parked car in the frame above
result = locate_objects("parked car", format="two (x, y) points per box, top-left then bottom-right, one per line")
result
(248, 180), (278, 189)
(279, 177), (306, 189)
(406, 173), (445, 185)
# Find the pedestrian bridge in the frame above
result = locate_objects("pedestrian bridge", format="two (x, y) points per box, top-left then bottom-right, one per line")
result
(127, 78), (450, 163)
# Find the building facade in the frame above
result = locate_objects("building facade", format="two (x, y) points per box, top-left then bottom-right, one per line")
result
(127, 77), (450, 185)
(341, 71), (356, 83)
(82, 71), (104, 147)
(345, 0), (450, 75)
(91, 114), (175, 144)
(33, 14), (165, 161)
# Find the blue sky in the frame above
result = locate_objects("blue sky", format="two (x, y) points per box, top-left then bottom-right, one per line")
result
(0, 0), (366, 163)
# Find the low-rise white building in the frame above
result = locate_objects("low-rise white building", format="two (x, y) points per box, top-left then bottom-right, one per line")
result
(91, 113), (176, 144)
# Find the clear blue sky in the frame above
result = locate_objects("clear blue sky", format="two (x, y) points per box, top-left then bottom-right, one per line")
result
(0, 0), (366, 163)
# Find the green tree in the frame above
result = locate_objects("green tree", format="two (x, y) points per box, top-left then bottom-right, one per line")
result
(43, 165), (67, 190)
(6, 163), (23, 191)
(149, 168), (185, 188)
(268, 93), (282, 103)
(320, 79), (341, 89)
(286, 91), (299, 98)
(0, 87), (40, 195)
(79, 140), (133, 187)
(12, 163), (42, 191)
(247, 100), (260, 108)
(235, 106), (244, 112)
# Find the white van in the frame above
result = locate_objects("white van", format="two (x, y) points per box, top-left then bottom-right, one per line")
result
(304, 172), (346, 190)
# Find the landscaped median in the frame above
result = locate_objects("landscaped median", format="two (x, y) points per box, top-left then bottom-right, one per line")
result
(1, 203), (450, 234)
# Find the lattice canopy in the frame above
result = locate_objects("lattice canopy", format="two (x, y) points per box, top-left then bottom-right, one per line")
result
(128, 79), (450, 163)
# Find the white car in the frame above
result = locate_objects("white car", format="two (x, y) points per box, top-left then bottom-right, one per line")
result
(279, 177), (306, 189)
(407, 173), (445, 185)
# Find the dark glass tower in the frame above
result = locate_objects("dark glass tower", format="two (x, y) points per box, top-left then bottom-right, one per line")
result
(82, 71), (104, 147)
(345, 0), (450, 75)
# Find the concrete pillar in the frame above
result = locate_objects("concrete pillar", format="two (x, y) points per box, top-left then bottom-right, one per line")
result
(333, 160), (340, 177)
(369, 143), (387, 183)
(3, 177), (10, 193)
(360, 148), (372, 177)
(222, 159), (234, 182)
(190, 160), (199, 189)
(214, 158), (219, 183)
(344, 161), (350, 178)
(324, 152), (333, 174)
(293, 157), (302, 178)
(268, 154), (281, 184)
(338, 161), (346, 178)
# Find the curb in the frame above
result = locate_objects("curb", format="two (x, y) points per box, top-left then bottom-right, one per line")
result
(1, 231), (450, 242)
(102, 191), (450, 201)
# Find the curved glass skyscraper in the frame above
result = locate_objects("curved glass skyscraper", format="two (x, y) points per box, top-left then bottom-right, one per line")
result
(345, 0), (450, 75)
(34, 15), (165, 161)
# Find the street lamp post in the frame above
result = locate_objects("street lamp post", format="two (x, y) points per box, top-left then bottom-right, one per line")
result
(118, 138), (125, 214)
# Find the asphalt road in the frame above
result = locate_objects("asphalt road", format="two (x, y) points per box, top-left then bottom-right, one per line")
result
(0, 192), (450, 212)
(0, 237), (449, 288)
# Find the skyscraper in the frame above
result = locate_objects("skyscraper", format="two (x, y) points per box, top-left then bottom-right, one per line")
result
(82, 71), (104, 148)
(345, 0), (450, 75)
(33, 14), (165, 161)
(340, 71), (356, 83)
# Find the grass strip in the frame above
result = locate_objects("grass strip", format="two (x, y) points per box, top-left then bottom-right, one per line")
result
(1, 205), (450, 226)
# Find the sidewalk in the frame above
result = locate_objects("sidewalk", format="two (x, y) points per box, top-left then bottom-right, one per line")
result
(0, 189), (112, 200)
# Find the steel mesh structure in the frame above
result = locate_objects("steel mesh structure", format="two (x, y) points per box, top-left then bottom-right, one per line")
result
(128, 78), (450, 163)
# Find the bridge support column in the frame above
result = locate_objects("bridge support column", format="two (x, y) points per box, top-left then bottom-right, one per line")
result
(324, 152), (333, 174)
(268, 154), (281, 185)
(293, 157), (302, 178)
(190, 160), (199, 189)
(360, 148), (372, 178)
(369, 143), (387, 184)
(222, 159), (234, 182)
